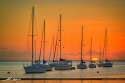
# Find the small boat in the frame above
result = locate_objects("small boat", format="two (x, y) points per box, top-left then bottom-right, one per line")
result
(24, 64), (46, 73)
(102, 28), (113, 67)
(77, 25), (87, 69)
(77, 61), (87, 69)
(97, 46), (103, 67)
(52, 62), (74, 70)
(49, 32), (59, 67)
(97, 28), (113, 67)
(88, 37), (96, 68)
(38, 19), (52, 71)
(55, 60), (74, 70)
(88, 61), (96, 68)
(103, 59), (113, 67)
(54, 14), (74, 70)
(24, 6), (48, 73)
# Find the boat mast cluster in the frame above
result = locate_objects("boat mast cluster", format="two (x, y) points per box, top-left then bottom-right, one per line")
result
(24, 6), (113, 74)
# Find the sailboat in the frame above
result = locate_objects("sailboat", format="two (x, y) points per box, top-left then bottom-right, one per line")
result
(38, 19), (52, 71)
(24, 6), (46, 73)
(54, 14), (74, 70)
(77, 25), (87, 69)
(88, 37), (96, 68)
(97, 46), (103, 67)
(102, 28), (113, 67)
(49, 33), (59, 67)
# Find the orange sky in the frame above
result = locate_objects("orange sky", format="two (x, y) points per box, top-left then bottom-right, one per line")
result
(0, 0), (125, 61)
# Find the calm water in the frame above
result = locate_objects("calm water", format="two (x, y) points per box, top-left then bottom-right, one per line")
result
(0, 61), (125, 79)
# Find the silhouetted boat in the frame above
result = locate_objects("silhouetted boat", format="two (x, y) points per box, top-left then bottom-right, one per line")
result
(49, 32), (59, 67)
(103, 59), (113, 67)
(88, 37), (96, 68)
(77, 25), (87, 69)
(24, 6), (48, 73)
(102, 28), (113, 67)
(97, 46), (103, 67)
(54, 14), (74, 70)
(38, 19), (52, 71)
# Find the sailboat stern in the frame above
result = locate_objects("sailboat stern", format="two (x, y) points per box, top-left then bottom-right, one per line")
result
(24, 65), (46, 74)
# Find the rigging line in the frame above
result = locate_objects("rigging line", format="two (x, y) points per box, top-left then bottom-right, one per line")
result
(103, 28), (108, 61)
(90, 37), (93, 62)
(43, 19), (46, 63)
(53, 31), (59, 62)
(38, 20), (44, 63)
(59, 14), (62, 60)
(81, 25), (84, 62)
(48, 34), (55, 62)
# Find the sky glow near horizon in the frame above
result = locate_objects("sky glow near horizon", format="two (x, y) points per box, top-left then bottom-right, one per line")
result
(0, 0), (125, 61)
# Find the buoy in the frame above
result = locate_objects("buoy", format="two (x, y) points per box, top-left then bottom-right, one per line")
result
(97, 71), (99, 73)
(7, 72), (10, 74)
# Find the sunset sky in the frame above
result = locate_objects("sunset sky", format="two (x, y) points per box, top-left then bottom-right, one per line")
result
(0, 0), (125, 61)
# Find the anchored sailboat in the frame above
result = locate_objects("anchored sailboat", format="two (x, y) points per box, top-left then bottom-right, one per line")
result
(54, 14), (74, 70)
(38, 19), (52, 71)
(102, 28), (113, 67)
(97, 46), (103, 67)
(24, 6), (46, 73)
(77, 25), (87, 69)
(49, 33), (59, 67)
(88, 37), (96, 68)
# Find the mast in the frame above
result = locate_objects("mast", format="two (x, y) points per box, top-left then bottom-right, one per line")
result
(99, 45), (102, 62)
(90, 37), (93, 62)
(59, 14), (62, 60)
(43, 19), (46, 63)
(49, 35), (54, 62)
(38, 19), (46, 63)
(103, 28), (108, 61)
(39, 32), (42, 63)
(34, 40), (36, 62)
(53, 34), (58, 62)
(81, 25), (84, 62)
(31, 6), (35, 65)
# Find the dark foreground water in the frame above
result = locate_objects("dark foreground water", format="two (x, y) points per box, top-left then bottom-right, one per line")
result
(0, 80), (125, 83)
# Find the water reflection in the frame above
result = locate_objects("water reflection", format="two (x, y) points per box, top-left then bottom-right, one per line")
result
(0, 80), (125, 83)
